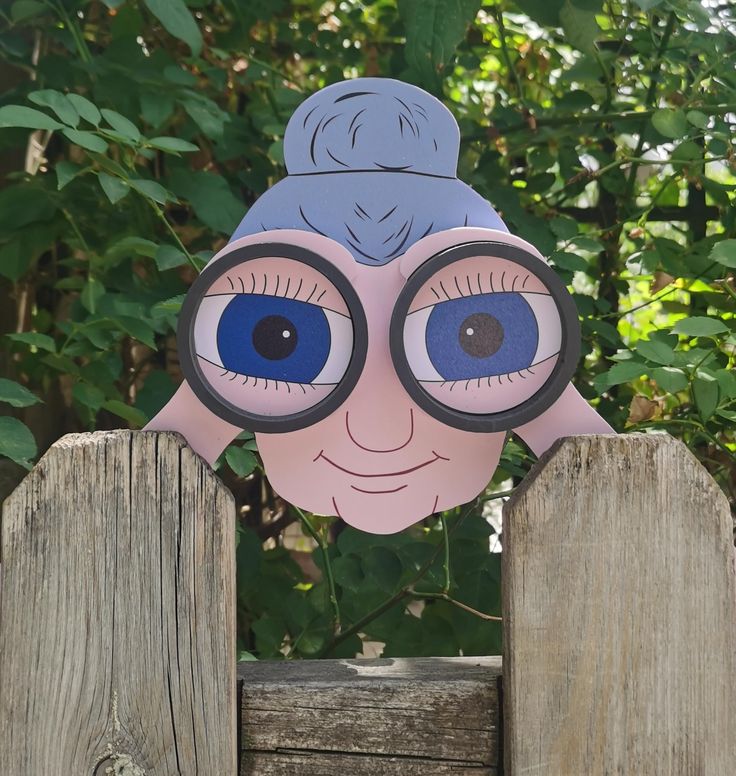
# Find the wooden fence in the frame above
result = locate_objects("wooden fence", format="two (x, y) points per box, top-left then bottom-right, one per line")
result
(0, 431), (734, 775)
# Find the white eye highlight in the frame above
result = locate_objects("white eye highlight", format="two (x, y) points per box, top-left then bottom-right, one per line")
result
(194, 294), (235, 367)
(403, 306), (443, 382)
(312, 309), (354, 384)
(520, 293), (562, 364)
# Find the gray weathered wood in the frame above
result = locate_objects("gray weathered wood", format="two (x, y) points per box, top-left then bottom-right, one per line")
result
(238, 656), (501, 775)
(0, 430), (237, 775)
(503, 433), (736, 776)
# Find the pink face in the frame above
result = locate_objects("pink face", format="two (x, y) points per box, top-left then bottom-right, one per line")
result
(249, 228), (557, 534)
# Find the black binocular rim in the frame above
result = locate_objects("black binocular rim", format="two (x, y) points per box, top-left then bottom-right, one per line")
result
(389, 240), (581, 433)
(177, 242), (369, 432)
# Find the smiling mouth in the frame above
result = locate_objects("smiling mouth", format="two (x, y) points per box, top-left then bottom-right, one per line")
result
(313, 450), (449, 478)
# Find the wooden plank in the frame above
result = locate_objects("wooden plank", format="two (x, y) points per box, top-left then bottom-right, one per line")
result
(503, 433), (736, 775)
(238, 656), (501, 775)
(0, 430), (237, 775)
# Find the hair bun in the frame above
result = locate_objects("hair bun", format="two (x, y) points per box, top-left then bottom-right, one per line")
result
(284, 78), (459, 178)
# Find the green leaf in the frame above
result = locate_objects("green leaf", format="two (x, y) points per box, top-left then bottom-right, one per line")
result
(0, 240), (29, 282)
(180, 95), (228, 139)
(715, 368), (736, 399)
(0, 417), (37, 468)
(102, 399), (147, 426)
(6, 331), (56, 351)
(710, 239), (736, 269)
(670, 139), (701, 162)
(154, 244), (188, 271)
(151, 294), (185, 316)
(140, 92), (175, 127)
(693, 373), (719, 421)
(28, 90), (79, 127)
(398, 0), (482, 87)
(11, 0), (46, 22)
(80, 277), (105, 313)
(129, 178), (174, 204)
(549, 216), (578, 240)
(72, 381), (106, 411)
(633, 0), (665, 9)
(0, 105), (62, 130)
(672, 317), (728, 337)
(225, 445), (258, 477)
(651, 109), (687, 139)
(0, 378), (42, 408)
(652, 366), (689, 393)
(559, 0), (600, 56)
(363, 547), (403, 593)
(168, 170), (243, 233)
(100, 108), (141, 142)
(116, 317), (157, 348)
(635, 338), (675, 365)
(550, 250), (588, 272)
(143, 0), (203, 56)
(511, 0), (564, 26)
(332, 555), (365, 591)
(106, 236), (158, 262)
(62, 128), (108, 153)
(56, 161), (83, 190)
(147, 136), (199, 153)
(686, 110), (709, 129)
(98, 172), (130, 204)
(66, 93), (101, 125)
(602, 360), (647, 386)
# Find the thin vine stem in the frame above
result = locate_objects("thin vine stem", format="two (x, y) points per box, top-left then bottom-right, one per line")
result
(294, 507), (341, 633)
(410, 591), (501, 622)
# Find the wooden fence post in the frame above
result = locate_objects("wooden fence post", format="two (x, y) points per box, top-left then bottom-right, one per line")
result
(0, 430), (237, 775)
(502, 433), (736, 775)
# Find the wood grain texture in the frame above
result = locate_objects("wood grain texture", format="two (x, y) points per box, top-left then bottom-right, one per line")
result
(0, 430), (237, 775)
(238, 656), (501, 775)
(503, 433), (736, 776)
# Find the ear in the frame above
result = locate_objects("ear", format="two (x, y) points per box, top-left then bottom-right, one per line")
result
(144, 380), (242, 466)
(512, 383), (615, 456)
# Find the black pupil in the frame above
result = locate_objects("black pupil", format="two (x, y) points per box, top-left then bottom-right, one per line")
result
(252, 315), (298, 360)
(459, 313), (504, 358)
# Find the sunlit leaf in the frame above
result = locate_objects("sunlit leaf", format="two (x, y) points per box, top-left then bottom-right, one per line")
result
(710, 239), (736, 269)
(672, 317), (728, 337)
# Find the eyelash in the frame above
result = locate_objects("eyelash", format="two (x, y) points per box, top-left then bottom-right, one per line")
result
(440, 366), (538, 392)
(218, 367), (320, 394)
(429, 272), (532, 301)
(224, 272), (327, 304)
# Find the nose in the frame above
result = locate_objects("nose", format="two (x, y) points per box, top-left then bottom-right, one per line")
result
(345, 407), (414, 452)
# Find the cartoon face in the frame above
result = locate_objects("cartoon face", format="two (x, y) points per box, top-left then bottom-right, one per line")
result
(146, 78), (613, 534)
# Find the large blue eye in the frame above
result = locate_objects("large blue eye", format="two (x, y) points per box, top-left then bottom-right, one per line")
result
(195, 292), (354, 386)
(425, 293), (538, 380)
(404, 290), (561, 384)
(217, 295), (330, 383)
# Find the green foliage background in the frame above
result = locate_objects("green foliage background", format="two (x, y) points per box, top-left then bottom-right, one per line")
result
(0, 0), (734, 660)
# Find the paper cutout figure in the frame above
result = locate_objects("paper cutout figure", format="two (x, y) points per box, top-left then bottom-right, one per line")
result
(147, 77), (613, 534)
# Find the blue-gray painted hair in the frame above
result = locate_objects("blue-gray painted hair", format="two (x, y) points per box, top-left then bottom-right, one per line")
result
(230, 78), (507, 265)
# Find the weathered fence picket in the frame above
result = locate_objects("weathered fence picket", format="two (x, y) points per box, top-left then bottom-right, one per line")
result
(503, 433), (736, 775)
(1, 431), (734, 775)
(0, 431), (237, 774)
